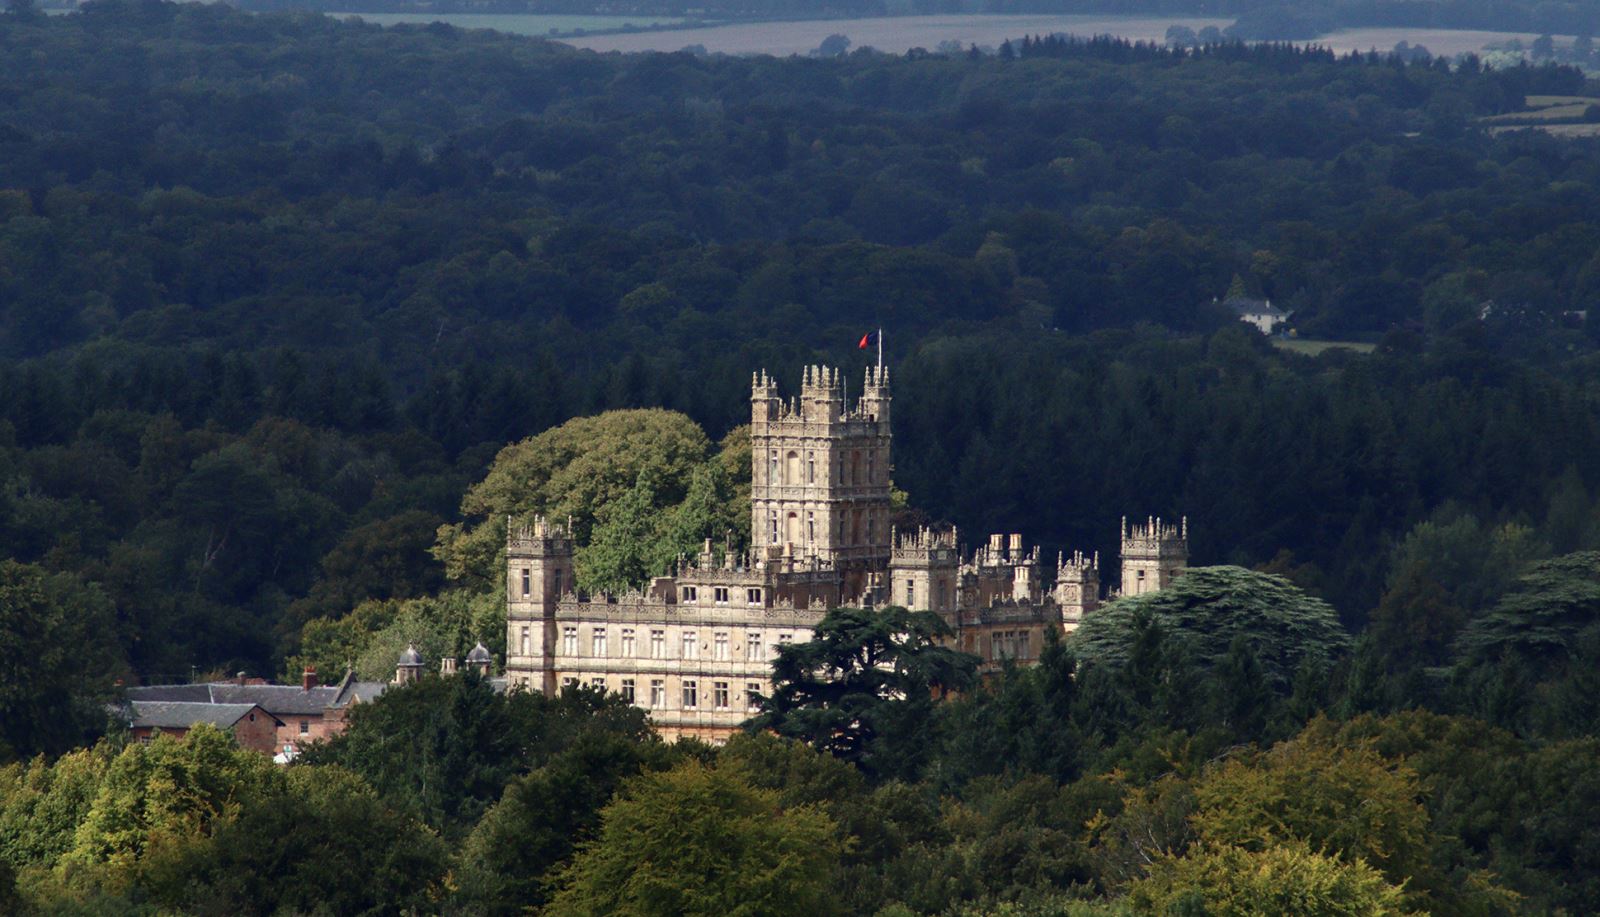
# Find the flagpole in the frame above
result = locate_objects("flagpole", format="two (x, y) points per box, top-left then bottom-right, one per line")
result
(877, 327), (883, 372)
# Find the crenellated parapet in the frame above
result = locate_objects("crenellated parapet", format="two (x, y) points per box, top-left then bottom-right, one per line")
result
(891, 525), (960, 565)
(1120, 515), (1189, 597)
(506, 514), (573, 556)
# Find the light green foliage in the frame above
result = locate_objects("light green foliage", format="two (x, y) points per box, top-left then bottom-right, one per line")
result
(0, 746), (113, 870)
(434, 409), (712, 584)
(1069, 566), (1351, 693)
(0, 561), (123, 762)
(545, 760), (844, 917)
(58, 725), (280, 891)
(284, 595), (403, 681)
(434, 409), (749, 593)
(351, 589), (503, 682)
(1189, 739), (1430, 891)
(1129, 841), (1411, 916)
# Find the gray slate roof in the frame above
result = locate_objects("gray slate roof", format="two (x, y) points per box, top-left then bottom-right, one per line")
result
(1224, 294), (1287, 319)
(125, 676), (387, 716)
(128, 701), (280, 730)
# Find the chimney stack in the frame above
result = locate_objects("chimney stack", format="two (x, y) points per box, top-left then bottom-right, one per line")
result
(302, 667), (317, 691)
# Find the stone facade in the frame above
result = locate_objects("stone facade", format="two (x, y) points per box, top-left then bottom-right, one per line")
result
(505, 365), (1189, 740)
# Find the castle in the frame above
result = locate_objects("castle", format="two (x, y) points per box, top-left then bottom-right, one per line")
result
(505, 365), (1188, 740)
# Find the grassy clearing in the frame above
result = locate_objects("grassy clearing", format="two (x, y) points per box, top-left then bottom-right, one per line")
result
(1482, 103), (1594, 123)
(1479, 95), (1598, 136)
(1525, 95), (1596, 107)
(1272, 339), (1378, 356)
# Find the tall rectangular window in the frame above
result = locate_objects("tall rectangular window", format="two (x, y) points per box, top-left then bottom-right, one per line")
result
(1019, 631), (1030, 658)
(521, 568), (530, 597)
(714, 682), (730, 710)
(906, 579), (915, 607)
(682, 680), (698, 709)
(747, 682), (763, 711)
(714, 587), (729, 604)
(621, 679), (636, 703)
(714, 632), (729, 660)
(592, 629), (607, 657)
(621, 628), (636, 657)
(651, 629), (665, 659)
(746, 633), (764, 660)
(562, 626), (578, 656)
(520, 625), (530, 656)
(769, 513), (778, 543)
(807, 512), (815, 543)
(650, 679), (665, 708)
(683, 631), (698, 659)
(552, 570), (564, 595)
(807, 453), (815, 483)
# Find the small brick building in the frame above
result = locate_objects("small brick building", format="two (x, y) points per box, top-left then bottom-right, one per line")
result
(128, 701), (283, 754)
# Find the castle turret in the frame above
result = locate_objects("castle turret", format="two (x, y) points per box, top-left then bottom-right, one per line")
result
(1120, 516), (1188, 597)
(889, 526), (960, 618)
(505, 515), (575, 694)
(395, 644), (424, 685)
(1052, 550), (1100, 629)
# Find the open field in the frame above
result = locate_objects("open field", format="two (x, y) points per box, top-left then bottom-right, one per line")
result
(1272, 338), (1378, 356)
(1481, 94), (1600, 136)
(557, 14), (1229, 55)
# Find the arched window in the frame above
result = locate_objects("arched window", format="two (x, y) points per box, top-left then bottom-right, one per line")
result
(786, 451), (800, 485)
(786, 512), (801, 545)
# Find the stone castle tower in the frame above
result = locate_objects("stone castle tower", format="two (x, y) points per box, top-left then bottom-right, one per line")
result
(750, 365), (892, 598)
(1052, 550), (1100, 628)
(1119, 516), (1188, 597)
(889, 526), (961, 614)
(504, 515), (575, 695)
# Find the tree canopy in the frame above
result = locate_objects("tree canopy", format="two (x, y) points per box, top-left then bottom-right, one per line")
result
(749, 605), (978, 780)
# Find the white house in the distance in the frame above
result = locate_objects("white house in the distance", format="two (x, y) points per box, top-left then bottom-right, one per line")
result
(1221, 294), (1290, 335)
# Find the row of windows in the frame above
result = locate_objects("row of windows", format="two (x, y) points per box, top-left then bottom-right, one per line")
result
(903, 578), (950, 609)
(517, 575), (758, 607)
(765, 448), (881, 487)
(991, 630), (1033, 660)
(532, 626), (795, 660)
(679, 585), (762, 605)
(561, 676), (764, 712)
(517, 568), (565, 598)
(766, 508), (882, 547)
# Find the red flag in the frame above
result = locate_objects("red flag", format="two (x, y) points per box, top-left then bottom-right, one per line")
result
(857, 330), (878, 350)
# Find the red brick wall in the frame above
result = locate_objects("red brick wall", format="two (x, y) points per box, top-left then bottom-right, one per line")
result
(230, 709), (281, 754)
(271, 712), (347, 752)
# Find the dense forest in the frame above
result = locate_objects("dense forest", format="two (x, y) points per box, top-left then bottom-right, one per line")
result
(5, 2), (1600, 912)
(230, 0), (1600, 43)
